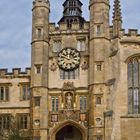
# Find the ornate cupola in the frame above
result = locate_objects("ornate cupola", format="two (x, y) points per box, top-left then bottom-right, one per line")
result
(58, 0), (85, 28)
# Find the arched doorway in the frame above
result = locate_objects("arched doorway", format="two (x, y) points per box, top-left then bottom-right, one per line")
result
(56, 125), (82, 140)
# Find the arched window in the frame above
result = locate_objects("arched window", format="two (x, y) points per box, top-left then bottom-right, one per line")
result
(128, 58), (140, 114)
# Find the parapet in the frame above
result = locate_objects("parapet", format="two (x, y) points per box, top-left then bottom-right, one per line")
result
(119, 29), (140, 44)
(120, 29), (140, 37)
(110, 26), (140, 44)
(49, 22), (89, 33)
(0, 68), (31, 78)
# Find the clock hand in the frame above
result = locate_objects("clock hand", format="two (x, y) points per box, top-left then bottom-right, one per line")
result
(61, 54), (70, 60)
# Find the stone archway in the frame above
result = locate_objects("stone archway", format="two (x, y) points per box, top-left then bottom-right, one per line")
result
(50, 121), (87, 140)
(56, 125), (82, 140)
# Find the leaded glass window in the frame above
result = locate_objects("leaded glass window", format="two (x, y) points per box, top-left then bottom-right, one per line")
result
(20, 84), (30, 100)
(60, 68), (79, 80)
(128, 58), (140, 114)
(0, 114), (11, 130)
(51, 97), (59, 112)
(0, 86), (9, 101)
(80, 96), (87, 111)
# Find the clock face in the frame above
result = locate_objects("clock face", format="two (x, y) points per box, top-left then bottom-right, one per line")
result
(58, 48), (80, 71)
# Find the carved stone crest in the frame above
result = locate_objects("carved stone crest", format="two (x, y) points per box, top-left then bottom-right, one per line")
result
(81, 61), (89, 70)
(50, 63), (57, 72)
(63, 82), (74, 90)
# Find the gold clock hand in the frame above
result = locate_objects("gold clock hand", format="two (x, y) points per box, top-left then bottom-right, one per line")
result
(61, 54), (70, 60)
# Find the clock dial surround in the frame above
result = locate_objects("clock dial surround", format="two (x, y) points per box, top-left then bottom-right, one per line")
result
(58, 47), (80, 71)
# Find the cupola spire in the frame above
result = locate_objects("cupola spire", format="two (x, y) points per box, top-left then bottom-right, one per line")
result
(112, 0), (122, 37)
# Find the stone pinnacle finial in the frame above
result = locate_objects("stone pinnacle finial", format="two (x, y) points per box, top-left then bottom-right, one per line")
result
(113, 0), (122, 21)
(112, 0), (122, 37)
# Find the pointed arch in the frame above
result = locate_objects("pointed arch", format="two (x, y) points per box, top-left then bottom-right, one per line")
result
(127, 55), (140, 114)
(50, 120), (87, 140)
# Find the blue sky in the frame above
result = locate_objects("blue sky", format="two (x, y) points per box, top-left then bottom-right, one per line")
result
(0, 0), (140, 71)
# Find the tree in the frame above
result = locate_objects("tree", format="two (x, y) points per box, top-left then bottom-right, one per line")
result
(0, 115), (23, 140)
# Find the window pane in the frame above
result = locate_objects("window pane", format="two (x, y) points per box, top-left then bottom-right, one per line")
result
(60, 69), (64, 79)
(69, 71), (75, 79)
(97, 25), (101, 35)
(5, 87), (9, 101)
(60, 69), (79, 80)
(27, 86), (30, 100)
(52, 97), (55, 111)
(65, 71), (69, 79)
(133, 59), (139, 87)
(80, 97), (83, 110)
(84, 97), (87, 110)
(56, 97), (59, 111)
(53, 41), (61, 52)
(0, 92), (4, 100)
(75, 68), (79, 79)
(77, 41), (81, 51)
(35, 97), (40, 106)
(22, 86), (27, 100)
(133, 88), (139, 114)
(81, 40), (86, 51)
(77, 40), (85, 51)
(18, 114), (29, 129)
(0, 87), (4, 100)
(128, 62), (133, 87)
(128, 89), (133, 114)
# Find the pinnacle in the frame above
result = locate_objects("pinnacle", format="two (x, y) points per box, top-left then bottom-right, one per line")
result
(113, 0), (122, 21)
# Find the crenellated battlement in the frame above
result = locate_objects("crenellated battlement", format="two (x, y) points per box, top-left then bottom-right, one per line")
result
(110, 26), (140, 42)
(119, 29), (140, 44)
(49, 22), (89, 34)
(120, 29), (140, 37)
(0, 68), (31, 78)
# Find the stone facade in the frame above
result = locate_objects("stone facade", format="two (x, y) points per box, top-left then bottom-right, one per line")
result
(0, 0), (140, 140)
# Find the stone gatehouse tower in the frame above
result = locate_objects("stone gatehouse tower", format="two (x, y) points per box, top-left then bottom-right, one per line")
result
(0, 0), (140, 140)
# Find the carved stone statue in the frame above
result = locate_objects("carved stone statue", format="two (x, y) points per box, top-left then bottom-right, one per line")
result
(66, 93), (72, 109)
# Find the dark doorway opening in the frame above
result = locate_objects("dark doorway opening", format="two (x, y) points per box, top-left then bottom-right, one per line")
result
(56, 125), (82, 140)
